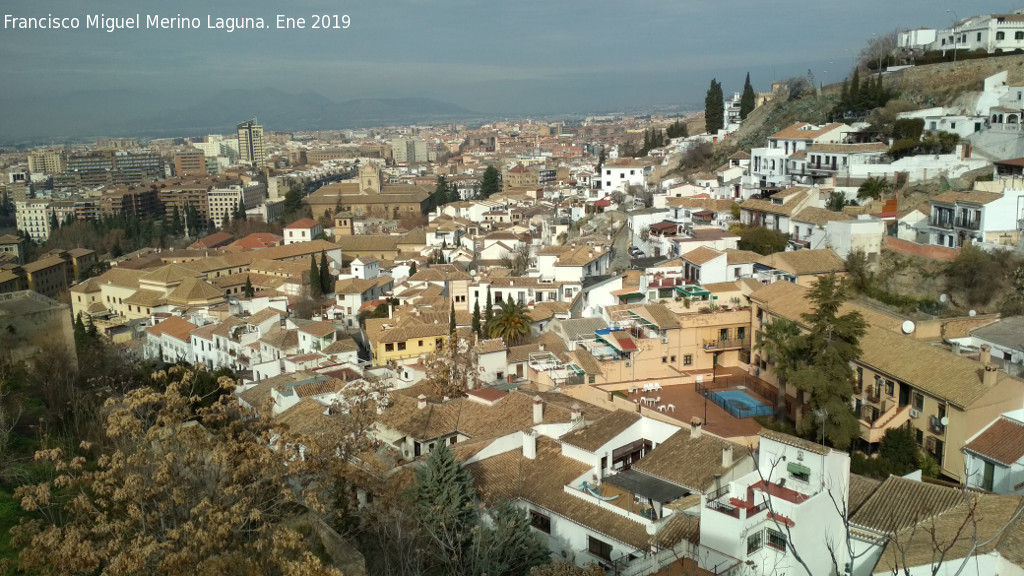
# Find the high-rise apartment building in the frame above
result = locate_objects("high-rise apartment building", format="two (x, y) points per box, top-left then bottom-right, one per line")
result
(27, 150), (67, 175)
(237, 119), (266, 169)
(173, 149), (207, 176)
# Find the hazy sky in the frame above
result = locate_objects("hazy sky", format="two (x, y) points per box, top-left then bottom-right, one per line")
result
(0, 0), (1012, 118)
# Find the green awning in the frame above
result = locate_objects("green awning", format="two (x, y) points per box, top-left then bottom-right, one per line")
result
(787, 462), (811, 476)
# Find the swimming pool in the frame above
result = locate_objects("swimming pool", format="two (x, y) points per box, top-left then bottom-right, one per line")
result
(708, 389), (774, 419)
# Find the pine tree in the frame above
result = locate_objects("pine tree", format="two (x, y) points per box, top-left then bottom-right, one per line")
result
(739, 72), (757, 120)
(309, 254), (322, 299)
(472, 300), (481, 336)
(704, 78), (724, 134)
(479, 165), (500, 199)
(788, 274), (866, 449)
(434, 175), (449, 207)
(410, 444), (477, 572)
(319, 251), (331, 295)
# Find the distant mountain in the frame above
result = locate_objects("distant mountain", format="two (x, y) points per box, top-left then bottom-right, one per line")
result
(0, 89), (479, 144)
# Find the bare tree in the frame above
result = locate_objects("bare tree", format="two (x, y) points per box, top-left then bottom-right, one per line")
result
(858, 29), (900, 72)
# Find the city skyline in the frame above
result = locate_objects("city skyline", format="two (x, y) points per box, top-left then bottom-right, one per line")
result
(0, 0), (1008, 141)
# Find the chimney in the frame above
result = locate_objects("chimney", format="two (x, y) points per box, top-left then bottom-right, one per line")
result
(981, 344), (991, 365)
(523, 430), (537, 459)
(721, 445), (733, 468)
(539, 343), (546, 352)
(417, 394), (427, 410)
(533, 395), (544, 424)
(570, 403), (582, 422)
(388, 304), (394, 319)
(951, 342), (961, 356)
(984, 363), (999, 387)
(690, 417), (703, 439)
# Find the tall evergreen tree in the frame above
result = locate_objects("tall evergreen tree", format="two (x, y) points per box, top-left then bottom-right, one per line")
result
(739, 72), (757, 120)
(472, 300), (481, 336)
(849, 68), (862, 111)
(449, 303), (456, 335)
(319, 251), (331, 295)
(479, 165), (500, 199)
(243, 275), (255, 298)
(484, 288), (493, 325)
(49, 211), (59, 232)
(410, 444), (477, 572)
(788, 274), (866, 449)
(434, 175), (449, 207)
(704, 78), (724, 134)
(409, 261), (417, 276)
(309, 254), (322, 299)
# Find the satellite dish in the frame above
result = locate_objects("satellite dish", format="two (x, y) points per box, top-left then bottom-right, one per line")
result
(939, 294), (948, 304)
(969, 310), (977, 317)
(940, 416), (949, 426)
(901, 320), (915, 334)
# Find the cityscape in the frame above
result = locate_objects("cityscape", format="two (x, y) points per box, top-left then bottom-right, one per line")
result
(4, 3), (1024, 576)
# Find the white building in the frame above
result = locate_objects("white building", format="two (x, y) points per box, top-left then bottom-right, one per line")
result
(599, 158), (654, 192)
(283, 218), (324, 245)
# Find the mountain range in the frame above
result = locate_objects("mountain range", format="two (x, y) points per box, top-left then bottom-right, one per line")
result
(0, 88), (479, 145)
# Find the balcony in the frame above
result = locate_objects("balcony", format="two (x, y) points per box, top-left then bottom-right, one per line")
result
(954, 219), (980, 231)
(929, 415), (946, 436)
(929, 218), (953, 230)
(859, 404), (911, 444)
(703, 336), (751, 351)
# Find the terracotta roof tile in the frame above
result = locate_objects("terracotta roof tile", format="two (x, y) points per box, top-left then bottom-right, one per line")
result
(964, 416), (1024, 466)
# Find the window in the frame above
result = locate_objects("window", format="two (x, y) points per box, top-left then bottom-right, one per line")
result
(913, 392), (924, 411)
(397, 342), (406, 351)
(588, 536), (613, 561)
(720, 328), (729, 341)
(684, 354), (693, 366)
(588, 375), (596, 384)
(737, 327), (746, 340)
(915, 428), (923, 446)
(418, 340), (423, 347)
(529, 510), (551, 533)
(1018, 31), (1024, 40)
(787, 461), (811, 482)
(435, 338), (444, 349)
(885, 380), (895, 396)
(662, 356), (668, 364)
(747, 531), (763, 554)
(385, 343), (394, 352)
(766, 528), (787, 552)
(450, 436), (458, 445)
(997, 31), (1006, 40)
(670, 356), (677, 363)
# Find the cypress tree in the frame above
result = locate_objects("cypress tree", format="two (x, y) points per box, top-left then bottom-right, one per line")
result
(244, 275), (255, 298)
(409, 261), (417, 276)
(484, 288), (493, 326)
(739, 72), (756, 120)
(319, 251), (331, 295)
(309, 254), (322, 299)
(472, 299), (481, 336)
(705, 78), (724, 134)
(449, 304), (456, 335)
(850, 68), (862, 112)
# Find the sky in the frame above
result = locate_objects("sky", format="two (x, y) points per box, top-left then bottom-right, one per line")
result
(0, 0), (1014, 136)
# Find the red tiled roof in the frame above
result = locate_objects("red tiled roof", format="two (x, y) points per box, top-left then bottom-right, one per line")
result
(964, 417), (1024, 466)
(615, 334), (638, 352)
(285, 218), (320, 229)
(145, 316), (197, 342)
(467, 388), (509, 402)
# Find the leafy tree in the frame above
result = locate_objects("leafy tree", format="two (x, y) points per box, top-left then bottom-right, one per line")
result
(531, 561), (606, 576)
(879, 427), (920, 475)
(243, 275), (255, 298)
(665, 120), (688, 139)
(946, 245), (1007, 307)
(826, 191), (850, 211)
(844, 249), (872, 294)
(479, 165), (500, 199)
(737, 226), (790, 255)
(487, 300), (533, 346)
(892, 118), (925, 141)
(857, 176), (891, 201)
(472, 300), (481, 336)
(739, 72), (757, 120)
(787, 275), (866, 448)
(283, 185), (305, 218)
(319, 251), (332, 295)
(309, 254), (322, 299)
(422, 333), (478, 398)
(12, 366), (341, 576)
(704, 78), (724, 134)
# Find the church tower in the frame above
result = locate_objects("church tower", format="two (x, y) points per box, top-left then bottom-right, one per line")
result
(359, 163), (382, 194)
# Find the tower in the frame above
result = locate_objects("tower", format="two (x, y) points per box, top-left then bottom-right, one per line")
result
(236, 119), (266, 169)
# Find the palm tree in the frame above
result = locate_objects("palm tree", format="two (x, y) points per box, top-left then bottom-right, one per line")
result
(754, 316), (802, 412)
(856, 176), (891, 202)
(487, 300), (533, 346)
